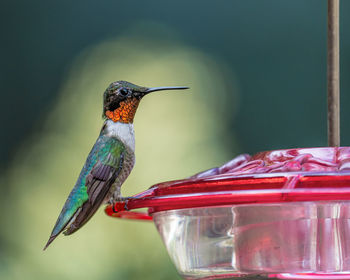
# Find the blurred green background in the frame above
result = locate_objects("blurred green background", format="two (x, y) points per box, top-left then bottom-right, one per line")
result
(1, 1), (350, 279)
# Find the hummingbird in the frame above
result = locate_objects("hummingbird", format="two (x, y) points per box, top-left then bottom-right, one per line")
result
(44, 80), (188, 250)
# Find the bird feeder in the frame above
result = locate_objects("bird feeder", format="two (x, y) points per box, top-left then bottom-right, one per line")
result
(106, 1), (347, 279)
(106, 147), (350, 279)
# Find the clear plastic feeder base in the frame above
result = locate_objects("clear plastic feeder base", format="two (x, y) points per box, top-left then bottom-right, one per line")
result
(154, 202), (350, 279)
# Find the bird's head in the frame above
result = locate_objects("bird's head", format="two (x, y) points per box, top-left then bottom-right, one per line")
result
(103, 80), (188, 123)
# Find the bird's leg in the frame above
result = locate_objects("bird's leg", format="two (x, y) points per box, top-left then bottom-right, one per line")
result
(110, 186), (131, 212)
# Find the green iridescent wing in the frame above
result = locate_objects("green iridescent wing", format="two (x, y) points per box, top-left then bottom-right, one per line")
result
(44, 135), (125, 249)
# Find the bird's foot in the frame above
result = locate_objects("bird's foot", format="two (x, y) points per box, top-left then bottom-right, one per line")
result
(111, 196), (132, 212)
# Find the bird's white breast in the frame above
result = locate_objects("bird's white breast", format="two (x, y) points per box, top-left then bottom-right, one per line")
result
(105, 119), (135, 152)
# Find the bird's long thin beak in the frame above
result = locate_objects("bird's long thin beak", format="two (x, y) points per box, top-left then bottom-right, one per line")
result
(145, 86), (189, 94)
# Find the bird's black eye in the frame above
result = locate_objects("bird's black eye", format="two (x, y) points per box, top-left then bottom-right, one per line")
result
(119, 88), (129, 96)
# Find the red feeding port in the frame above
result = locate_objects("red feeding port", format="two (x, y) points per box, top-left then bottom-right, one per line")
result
(106, 147), (350, 218)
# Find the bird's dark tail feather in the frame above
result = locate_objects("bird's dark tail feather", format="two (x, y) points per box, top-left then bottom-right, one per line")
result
(43, 234), (58, 251)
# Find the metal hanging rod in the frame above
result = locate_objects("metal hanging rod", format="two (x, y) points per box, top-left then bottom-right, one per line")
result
(327, 0), (340, 147)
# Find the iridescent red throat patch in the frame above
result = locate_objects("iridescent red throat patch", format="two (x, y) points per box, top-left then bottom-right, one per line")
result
(105, 98), (140, 123)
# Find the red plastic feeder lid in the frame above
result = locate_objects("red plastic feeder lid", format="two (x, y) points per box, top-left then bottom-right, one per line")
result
(105, 147), (350, 220)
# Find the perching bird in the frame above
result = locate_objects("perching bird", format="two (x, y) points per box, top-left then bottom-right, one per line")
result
(44, 81), (188, 250)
